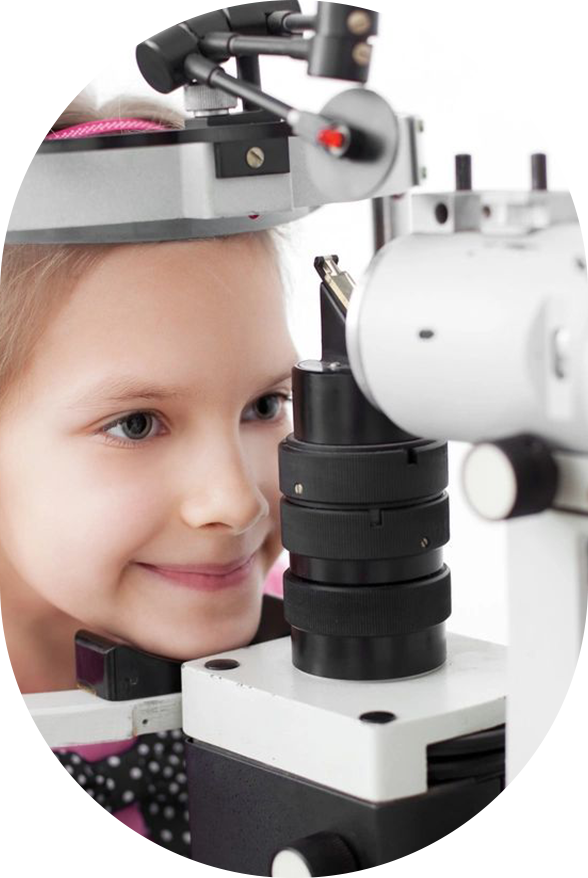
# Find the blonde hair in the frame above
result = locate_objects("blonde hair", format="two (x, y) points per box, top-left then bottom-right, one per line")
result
(0, 92), (284, 411)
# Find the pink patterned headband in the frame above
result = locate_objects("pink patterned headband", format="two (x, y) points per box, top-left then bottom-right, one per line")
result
(45, 118), (173, 141)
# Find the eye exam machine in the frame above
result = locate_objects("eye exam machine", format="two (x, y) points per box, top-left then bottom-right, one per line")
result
(8, 2), (587, 874)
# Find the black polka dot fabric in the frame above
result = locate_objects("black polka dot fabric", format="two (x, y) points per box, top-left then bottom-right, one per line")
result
(55, 729), (191, 856)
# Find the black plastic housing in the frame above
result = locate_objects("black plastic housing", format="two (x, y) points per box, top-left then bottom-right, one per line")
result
(74, 596), (289, 701)
(308, 3), (378, 82)
(136, 2), (301, 94)
(279, 263), (451, 681)
(185, 724), (504, 873)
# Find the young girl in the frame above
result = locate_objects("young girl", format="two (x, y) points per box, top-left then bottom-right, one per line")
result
(0, 95), (297, 856)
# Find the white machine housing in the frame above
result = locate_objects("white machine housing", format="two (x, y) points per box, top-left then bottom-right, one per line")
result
(348, 191), (588, 452)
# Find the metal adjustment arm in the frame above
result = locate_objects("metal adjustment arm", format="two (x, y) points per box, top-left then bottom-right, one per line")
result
(182, 51), (353, 157)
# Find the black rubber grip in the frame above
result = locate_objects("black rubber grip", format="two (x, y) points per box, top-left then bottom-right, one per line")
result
(281, 493), (450, 560)
(280, 438), (448, 504)
(284, 566), (451, 636)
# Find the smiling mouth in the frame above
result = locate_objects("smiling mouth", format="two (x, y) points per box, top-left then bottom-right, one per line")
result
(148, 555), (254, 575)
(135, 554), (257, 592)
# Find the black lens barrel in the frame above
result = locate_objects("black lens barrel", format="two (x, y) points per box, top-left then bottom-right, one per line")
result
(279, 356), (451, 681)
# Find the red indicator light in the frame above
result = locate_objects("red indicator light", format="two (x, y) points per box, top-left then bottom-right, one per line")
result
(317, 128), (346, 150)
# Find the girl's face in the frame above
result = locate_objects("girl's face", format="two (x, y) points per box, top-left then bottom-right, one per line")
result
(0, 236), (297, 660)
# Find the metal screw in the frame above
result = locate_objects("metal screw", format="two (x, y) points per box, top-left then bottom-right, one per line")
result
(294, 483), (304, 495)
(246, 147), (265, 169)
(347, 10), (372, 35)
(420, 537), (430, 548)
(328, 361), (342, 371)
(351, 42), (372, 66)
(421, 167), (428, 180)
(418, 120), (425, 133)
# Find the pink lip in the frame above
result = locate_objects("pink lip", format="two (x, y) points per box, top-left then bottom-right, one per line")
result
(136, 554), (256, 592)
(148, 556), (253, 575)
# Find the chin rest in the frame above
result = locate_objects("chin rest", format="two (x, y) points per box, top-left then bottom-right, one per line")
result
(75, 594), (289, 701)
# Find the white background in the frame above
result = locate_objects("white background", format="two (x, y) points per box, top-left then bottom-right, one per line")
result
(64, 0), (588, 643)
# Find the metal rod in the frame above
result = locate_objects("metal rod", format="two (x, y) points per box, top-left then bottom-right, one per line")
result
(455, 154), (472, 191)
(200, 33), (309, 61)
(372, 197), (389, 252)
(267, 11), (318, 34)
(371, 195), (410, 252)
(282, 13), (317, 32)
(236, 55), (261, 112)
(531, 153), (548, 191)
(184, 53), (294, 120)
(236, 54), (261, 86)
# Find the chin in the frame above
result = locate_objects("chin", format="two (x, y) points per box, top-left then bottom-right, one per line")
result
(134, 608), (263, 662)
(149, 630), (254, 662)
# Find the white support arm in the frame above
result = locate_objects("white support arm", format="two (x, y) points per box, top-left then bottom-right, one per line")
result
(23, 688), (182, 748)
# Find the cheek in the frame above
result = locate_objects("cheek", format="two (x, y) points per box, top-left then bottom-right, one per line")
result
(244, 425), (289, 559)
(246, 427), (284, 504)
(0, 432), (163, 604)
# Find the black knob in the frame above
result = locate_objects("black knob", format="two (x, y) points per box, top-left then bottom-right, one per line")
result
(270, 832), (358, 876)
(136, 11), (230, 94)
(462, 434), (559, 521)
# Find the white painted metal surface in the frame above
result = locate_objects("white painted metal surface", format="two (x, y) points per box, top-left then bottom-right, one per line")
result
(462, 443), (518, 520)
(182, 633), (506, 802)
(554, 450), (588, 514)
(271, 849), (313, 878)
(507, 487), (588, 781)
(23, 689), (182, 748)
(8, 115), (420, 242)
(347, 221), (588, 452)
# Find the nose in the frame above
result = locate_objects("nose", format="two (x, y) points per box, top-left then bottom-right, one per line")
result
(179, 435), (270, 535)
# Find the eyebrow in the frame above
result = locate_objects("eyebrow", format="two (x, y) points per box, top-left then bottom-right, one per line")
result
(67, 371), (293, 409)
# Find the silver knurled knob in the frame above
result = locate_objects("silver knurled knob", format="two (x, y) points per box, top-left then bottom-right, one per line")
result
(184, 84), (238, 116)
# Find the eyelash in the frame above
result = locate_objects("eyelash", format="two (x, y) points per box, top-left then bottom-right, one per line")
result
(98, 392), (293, 449)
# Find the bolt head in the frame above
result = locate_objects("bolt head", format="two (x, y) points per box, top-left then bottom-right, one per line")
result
(347, 10), (372, 35)
(246, 147), (265, 169)
(351, 42), (372, 67)
(294, 483), (304, 496)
